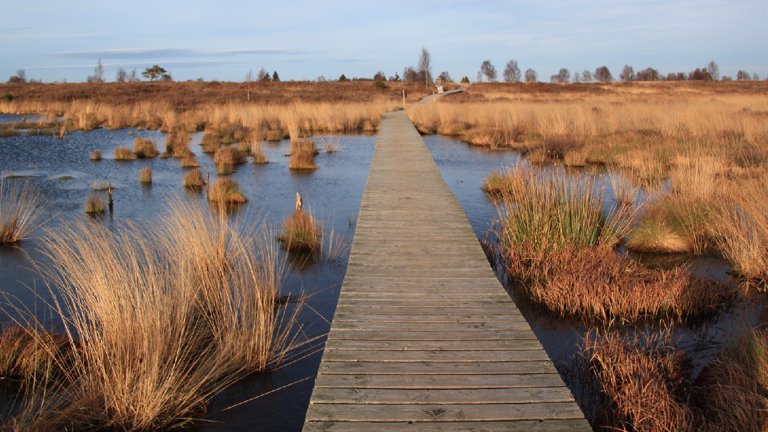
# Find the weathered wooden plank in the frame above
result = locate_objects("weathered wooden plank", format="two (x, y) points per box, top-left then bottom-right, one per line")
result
(329, 321), (534, 332)
(323, 349), (552, 362)
(324, 339), (543, 352)
(304, 419), (590, 431)
(310, 387), (578, 405)
(313, 373), (565, 389)
(327, 330), (539, 341)
(319, 361), (557, 375)
(305, 402), (586, 422)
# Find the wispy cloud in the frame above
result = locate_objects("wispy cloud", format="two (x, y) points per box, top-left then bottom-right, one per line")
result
(53, 48), (299, 60)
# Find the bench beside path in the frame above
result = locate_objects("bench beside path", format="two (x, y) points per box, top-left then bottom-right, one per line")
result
(302, 110), (590, 431)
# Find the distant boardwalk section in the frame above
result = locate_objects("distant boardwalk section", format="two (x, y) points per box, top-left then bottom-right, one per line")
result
(303, 110), (590, 431)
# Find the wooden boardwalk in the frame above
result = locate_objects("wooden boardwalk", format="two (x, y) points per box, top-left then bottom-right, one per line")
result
(302, 111), (589, 431)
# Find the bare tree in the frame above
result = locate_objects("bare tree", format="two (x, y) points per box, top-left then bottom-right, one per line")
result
(480, 60), (497, 82)
(736, 70), (751, 81)
(556, 68), (570, 83)
(524, 68), (537, 83)
(581, 69), (593, 83)
(753, 73), (760, 81)
(438, 71), (453, 82)
(620, 65), (635, 81)
(116, 67), (127, 83)
(7, 69), (27, 83)
(257, 68), (270, 82)
(129, 68), (139, 82)
(245, 69), (254, 101)
(706, 61), (720, 81)
(403, 67), (419, 83)
(572, 71), (582, 83)
(503, 60), (521, 82)
(87, 59), (105, 83)
(418, 47), (433, 85)
(636, 67), (659, 81)
(594, 66), (613, 83)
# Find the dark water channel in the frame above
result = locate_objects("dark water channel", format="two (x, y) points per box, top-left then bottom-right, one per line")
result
(1, 120), (766, 430)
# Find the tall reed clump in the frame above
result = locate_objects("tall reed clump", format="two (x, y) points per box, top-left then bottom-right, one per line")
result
(0, 180), (44, 244)
(113, 146), (135, 161)
(493, 167), (733, 321)
(138, 167), (152, 184)
(251, 142), (269, 164)
(711, 175), (768, 289)
(278, 209), (322, 252)
(183, 170), (206, 189)
(85, 193), (105, 214)
(5, 201), (301, 430)
(89, 150), (101, 161)
(165, 130), (192, 158)
(207, 177), (247, 204)
(288, 139), (318, 171)
(0, 326), (70, 384)
(576, 328), (695, 432)
(625, 154), (722, 255)
(214, 146), (247, 174)
(133, 137), (159, 159)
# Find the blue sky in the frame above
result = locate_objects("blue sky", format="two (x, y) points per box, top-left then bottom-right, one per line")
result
(1, 0), (766, 82)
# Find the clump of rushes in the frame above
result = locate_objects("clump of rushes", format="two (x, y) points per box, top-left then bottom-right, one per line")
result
(288, 139), (318, 170)
(216, 163), (234, 176)
(89, 150), (102, 161)
(207, 177), (247, 204)
(494, 167), (734, 321)
(0, 326), (71, 383)
(4, 201), (302, 430)
(165, 130), (191, 158)
(694, 329), (768, 431)
(0, 180), (44, 244)
(576, 329), (694, 432)
(712, 176), (768, 289)
(138, 167), (152, 184)
(114, 147), (135, 161)
(200, 129), (222, 153)
(85, 194), (105, 214)
(278, 209), (322, 252)
(183, 170), (206, 188)
(251, 142), (269, 164)
(133, 137), (159, 158)
(180, 153), (200, 168)
(214, 146), (247, 166)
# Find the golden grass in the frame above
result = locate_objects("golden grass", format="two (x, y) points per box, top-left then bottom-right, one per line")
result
(214, 145), (247, 166)
(712, 175), (768, 286)
(183, 170), (206, 188)
(138, 167), (152, 184)
(113, 146), (135, 161)
(180, 153), (200, 168)
(250, 142), (269, 164)
(0, 180), (44, 244)
(84, 193), (105, 214)
(288, 139), (318, 171)
(278, 209), (322, 252)
(165, 130), (191, 157)
(207, 178), (247, 204)
(4, 201), (301, 430)
(133, 137), (158, 159)
(88, 150), (101, 161)
(0, 326), (70, 384)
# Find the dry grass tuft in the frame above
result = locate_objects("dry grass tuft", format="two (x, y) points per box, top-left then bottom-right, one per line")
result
(89, 150), (101, 161)
(250, 142), (269, 164)
(113, 146), (135, 161)
(0, 326), (70, 383)
(578, 328), (695, 432)
(183, 170), (206, 188)
(4, 201), (301, 430)
(138, 167), (152, 184)
(133, 137), (159, 159)
(165, 130), (192, 157)
(288, 139), (318, 171)
(0, 180), (44, 244)
(85, 194), (105, 214)
(214, 145), (247, 166)
(207, 177), (247, 204)
(278, 209), (322, 252)
(180, 153), (200, 168)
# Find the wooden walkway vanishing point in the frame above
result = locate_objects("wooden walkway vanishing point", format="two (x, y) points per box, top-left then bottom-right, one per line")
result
(302, 110), (590, 431)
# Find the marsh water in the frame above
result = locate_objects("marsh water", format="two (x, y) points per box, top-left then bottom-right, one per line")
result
(0, 120), (765, 430)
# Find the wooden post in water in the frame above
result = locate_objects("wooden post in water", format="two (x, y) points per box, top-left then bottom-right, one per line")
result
(107, 182), (114, 214)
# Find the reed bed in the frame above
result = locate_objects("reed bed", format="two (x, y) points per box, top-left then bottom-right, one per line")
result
(84, 194), (105, 214)
(214, 145), (247, 166)
(278, 209), (322, 252)
(0, 180), (44, 244)
(491, 167), (734, 321)
(133, 137), (158, 159)
(113, 146), (135, 161)
(288, 139), (318, 171)
(138, 167), (152, 184)
(207, 178), (247, 204)
(183, 170), (206, 188)
(180, 153), (200, 168)
(165, 130), (192, 157)
(577, 327), (768, 432)
(3, 200), (301, 430)
(250, 142), (268, 164)
(88, 150), (101, 161)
